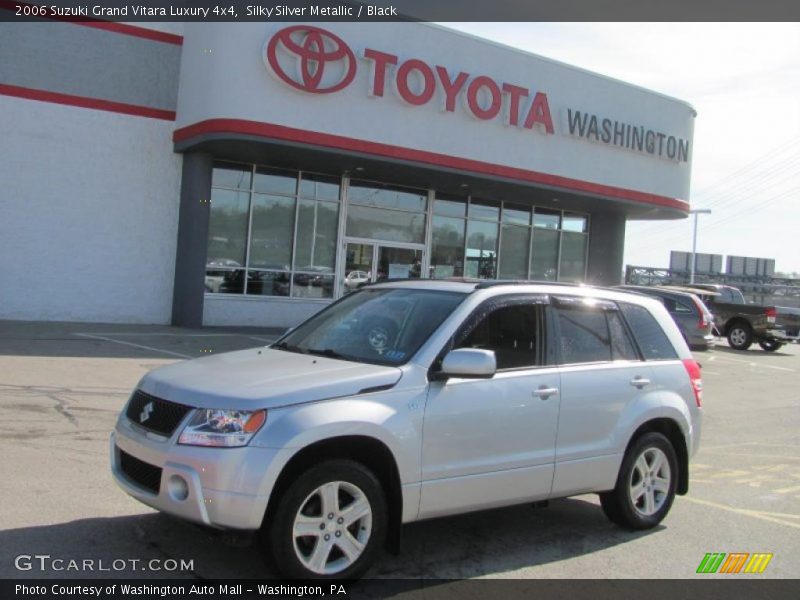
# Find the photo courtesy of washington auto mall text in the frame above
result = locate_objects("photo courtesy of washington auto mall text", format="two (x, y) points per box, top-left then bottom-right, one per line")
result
(14, 583), (348, 598)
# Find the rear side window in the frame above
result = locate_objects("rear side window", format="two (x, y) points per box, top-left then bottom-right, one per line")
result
(555, 305), (638, 364)
(608, 311), (639, 360)
(618, 302), (679, 360)
(663, 298), (693, 314)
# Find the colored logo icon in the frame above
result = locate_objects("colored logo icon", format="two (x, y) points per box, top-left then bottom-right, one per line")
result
(696, 552), (773, 574)
(265, 26), (357, 94)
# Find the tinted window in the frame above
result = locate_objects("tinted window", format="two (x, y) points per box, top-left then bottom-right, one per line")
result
(608, 311), (639, 360)
(619, 303), (679, 360)
(664, 298), (693, 314)
(456, 302), (543, 370)
(556, 307), (612, 364)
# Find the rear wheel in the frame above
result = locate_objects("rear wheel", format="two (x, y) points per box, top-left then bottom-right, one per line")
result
(758, 340), (783, 352)
(727, 323), (753, 350)
(601, 432), (678, 529)
(265, 460), (387, 580)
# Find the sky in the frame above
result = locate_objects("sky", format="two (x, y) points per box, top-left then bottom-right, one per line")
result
(445, 23), (800, 276)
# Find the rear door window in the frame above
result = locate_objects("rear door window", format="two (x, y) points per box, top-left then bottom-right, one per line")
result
(554, 300), (639, 364)
(618, 302), (679, 360)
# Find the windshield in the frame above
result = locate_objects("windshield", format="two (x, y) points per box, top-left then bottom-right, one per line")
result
(273, 287), (467, 366)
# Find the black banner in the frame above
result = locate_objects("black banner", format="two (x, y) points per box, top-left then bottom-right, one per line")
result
(3, 579), (800, 600)
(2, 0), (800, 22)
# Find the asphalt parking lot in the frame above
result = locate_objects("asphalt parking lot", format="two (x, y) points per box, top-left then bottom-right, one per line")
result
(0, 320), (798, 580)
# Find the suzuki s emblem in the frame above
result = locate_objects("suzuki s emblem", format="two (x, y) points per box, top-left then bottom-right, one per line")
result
(265, 26), (356, 94)
(140, 402), (154, 424)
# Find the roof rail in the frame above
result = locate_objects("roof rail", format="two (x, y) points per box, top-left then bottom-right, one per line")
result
(364, 278), (481, 287)
(474, 280), (592, 289)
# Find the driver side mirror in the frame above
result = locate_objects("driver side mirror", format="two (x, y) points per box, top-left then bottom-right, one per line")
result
(435, 348), (497, 380)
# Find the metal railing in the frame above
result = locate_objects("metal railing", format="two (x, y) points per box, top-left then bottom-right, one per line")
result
(624, 265), (800, 308)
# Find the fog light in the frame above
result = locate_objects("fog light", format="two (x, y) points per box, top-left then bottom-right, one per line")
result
(168, 475), (189, 501)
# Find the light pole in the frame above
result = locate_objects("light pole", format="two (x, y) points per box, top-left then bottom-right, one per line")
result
(689, 209), (712, 284)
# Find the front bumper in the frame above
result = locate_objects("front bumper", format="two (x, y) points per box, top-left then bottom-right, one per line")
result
(111, 423), (292, 531)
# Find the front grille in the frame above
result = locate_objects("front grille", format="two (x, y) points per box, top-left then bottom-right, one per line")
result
(125, 390), (191, 436)
(119, 448), (162, 494)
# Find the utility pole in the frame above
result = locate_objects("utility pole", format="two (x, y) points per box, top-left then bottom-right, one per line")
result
(689, 209), (712, 284)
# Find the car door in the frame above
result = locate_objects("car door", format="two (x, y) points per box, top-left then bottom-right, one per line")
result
(550, 296), (653, 497)
(419, 295), (561, 519)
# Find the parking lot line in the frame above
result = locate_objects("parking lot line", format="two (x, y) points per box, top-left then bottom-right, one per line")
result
(699, 450), (800, 461)
(74, 333), (191, 359)
(683, 496), (800, 530)
(706, 355), (797, 372)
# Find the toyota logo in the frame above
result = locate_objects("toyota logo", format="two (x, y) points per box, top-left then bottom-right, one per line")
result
(265, 26), (357, 94)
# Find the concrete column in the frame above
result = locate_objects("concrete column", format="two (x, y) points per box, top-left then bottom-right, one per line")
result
(171, 152), (213, 327)
(586, 212), (626, 286)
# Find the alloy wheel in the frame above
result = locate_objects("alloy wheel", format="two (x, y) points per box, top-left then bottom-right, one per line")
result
(292, 481), (373, 575)
(628, 447), (671, 517)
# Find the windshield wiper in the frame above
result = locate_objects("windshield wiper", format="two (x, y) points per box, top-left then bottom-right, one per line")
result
(305, 348), (353, 361)
(271, 341), (307, 354)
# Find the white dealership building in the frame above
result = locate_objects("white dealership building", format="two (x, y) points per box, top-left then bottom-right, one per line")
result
(0, 18), (695, 327)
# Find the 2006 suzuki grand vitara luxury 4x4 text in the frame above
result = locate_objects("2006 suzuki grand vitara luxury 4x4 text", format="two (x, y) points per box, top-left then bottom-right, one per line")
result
(111, 281), (703, 579)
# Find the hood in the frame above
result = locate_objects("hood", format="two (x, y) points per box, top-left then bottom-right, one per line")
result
(138, 348), (403, 409)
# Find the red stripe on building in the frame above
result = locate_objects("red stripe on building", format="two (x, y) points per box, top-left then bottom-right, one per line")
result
(0, 83), (176, 121)
(174, 118), (690, 213)
(0, 1), (183, 45)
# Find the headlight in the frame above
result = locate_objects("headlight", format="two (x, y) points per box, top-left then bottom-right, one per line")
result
(178, 409), (267, 447)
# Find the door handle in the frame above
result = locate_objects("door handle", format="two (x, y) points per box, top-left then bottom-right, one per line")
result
(533, 386), (559, 399)
(630, 377), (651, 389)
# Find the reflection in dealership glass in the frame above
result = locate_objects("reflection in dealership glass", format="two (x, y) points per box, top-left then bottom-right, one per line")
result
(205, 259), (243, 294)
(293, 266), (334, 299)
(273, 288), (465, 366)
(205, 260), (291, 296)
(344, 270), (371, 291)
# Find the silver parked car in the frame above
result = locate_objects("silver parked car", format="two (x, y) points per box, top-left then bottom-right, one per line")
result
(111, 281), (703, 579)
(617, 285), (715, 350)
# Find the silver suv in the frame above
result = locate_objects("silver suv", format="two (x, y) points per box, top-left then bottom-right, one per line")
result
(111, 281), (703, 579)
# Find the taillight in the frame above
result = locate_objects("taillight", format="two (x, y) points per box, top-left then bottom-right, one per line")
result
(765, 307), (777, 323)
(682, 358), (703, 407)
(691, 296), (710, 329)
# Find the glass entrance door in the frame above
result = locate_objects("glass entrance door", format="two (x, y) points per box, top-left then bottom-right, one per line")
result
(343, 242), (374, 293)
(375, 246), (422, 283)
(342, 240), (424, 295)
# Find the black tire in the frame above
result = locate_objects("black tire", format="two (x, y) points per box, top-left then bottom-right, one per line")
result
(758, 340), (783, 352)
(726, 322), (753, 351)
(600, 432), (678, 530)
(265, 460), (387, 580)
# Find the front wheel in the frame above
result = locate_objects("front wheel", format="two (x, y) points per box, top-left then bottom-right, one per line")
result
(265, 460), (387, 580)
(758, 340), (783, 352)
(727, 323), (753, 350)
(600, 432), (678, 530)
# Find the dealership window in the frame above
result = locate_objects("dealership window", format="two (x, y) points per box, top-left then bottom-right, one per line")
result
(205, 162), (340, 299)
(430, 195), (466, 278)
(346, 180), (427, 243)
(559, 213), (589, 282)
(530, 208), (560, 281)
(498, 203), (531, 280)
(430, 198), (589, 283)
(465, 199), (499, 279)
